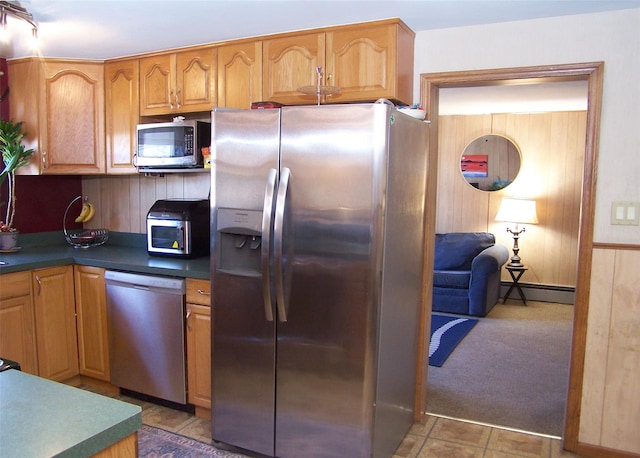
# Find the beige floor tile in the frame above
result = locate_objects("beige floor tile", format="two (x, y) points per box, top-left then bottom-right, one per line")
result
(550, 439), (589, 457)
(408, 417), (436, 436)
(116, 394), (157, 411)
(487, 428), (551, 458)
(72, 383), (578, 458)
(418, 438), (484, 458)
(142, 404), (198, 433)
(430, 417), (491, 448)
(393, 433), (427, 458)
(176, 416), (213, 444)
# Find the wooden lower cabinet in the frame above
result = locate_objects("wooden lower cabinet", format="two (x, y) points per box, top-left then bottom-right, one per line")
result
(32, 265), (80, 381)
(74, 265), (110, 381)
(186, 278), (211, 412)
(0, 271), (37, 374)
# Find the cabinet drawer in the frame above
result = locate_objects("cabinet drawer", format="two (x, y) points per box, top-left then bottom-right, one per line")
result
(186, 278), (211, 306)
(0, 272), (32, 301)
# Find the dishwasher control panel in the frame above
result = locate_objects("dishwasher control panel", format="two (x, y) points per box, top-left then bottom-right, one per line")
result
(104, 270), (185, 294)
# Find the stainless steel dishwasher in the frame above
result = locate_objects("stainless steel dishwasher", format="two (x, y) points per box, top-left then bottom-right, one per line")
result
(105, 270), (187, 404)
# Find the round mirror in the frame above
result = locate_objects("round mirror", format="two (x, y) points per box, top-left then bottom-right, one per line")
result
(460, 134), (521, 191)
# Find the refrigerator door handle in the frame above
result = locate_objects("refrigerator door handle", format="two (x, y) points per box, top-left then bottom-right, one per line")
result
(274, 166), (290, 322)
(261, 168), (278, 322)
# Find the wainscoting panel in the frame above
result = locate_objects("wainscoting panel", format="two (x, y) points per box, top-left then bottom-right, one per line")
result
(580, 247), (640, 454)
(436, 111), (586, 290)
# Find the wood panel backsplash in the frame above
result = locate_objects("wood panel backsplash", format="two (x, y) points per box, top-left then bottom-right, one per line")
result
(436, 111), (587, 289)
(82, 172), (210, 233)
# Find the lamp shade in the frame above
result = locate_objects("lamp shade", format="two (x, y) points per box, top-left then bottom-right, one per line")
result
(495, 198), (539, 224)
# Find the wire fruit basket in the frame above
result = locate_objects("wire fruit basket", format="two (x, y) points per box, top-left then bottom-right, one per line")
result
(63, 195), (109, 248)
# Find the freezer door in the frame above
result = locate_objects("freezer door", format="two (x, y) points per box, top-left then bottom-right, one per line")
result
(274, 103), (391, 457)
(210, 108), (280, 456)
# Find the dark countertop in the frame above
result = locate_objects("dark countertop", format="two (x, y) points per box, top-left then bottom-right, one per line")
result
(0, 231), (210, 279)
(0, 369), (141, 457)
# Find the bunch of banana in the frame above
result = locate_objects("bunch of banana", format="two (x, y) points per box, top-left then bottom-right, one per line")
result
(75, 201), (96, 223)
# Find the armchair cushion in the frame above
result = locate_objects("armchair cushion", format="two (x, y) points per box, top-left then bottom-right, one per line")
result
(434, 232), (495, 270)
(432, 232), (508, 317)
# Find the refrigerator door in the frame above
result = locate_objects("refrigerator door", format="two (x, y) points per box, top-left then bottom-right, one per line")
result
(274, 103), (391, 457)
(210, 108), (281, 456)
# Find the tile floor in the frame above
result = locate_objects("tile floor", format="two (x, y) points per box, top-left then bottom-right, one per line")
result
(72, 380), (586, 458)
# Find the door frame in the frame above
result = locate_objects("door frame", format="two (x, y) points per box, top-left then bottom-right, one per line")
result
(418, 62), (604, 452)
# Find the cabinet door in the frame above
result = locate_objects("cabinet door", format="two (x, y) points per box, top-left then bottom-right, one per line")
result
(74, 265), (110, 381)
(5, 60), (40, 176)
(0, 272), (37, 374)
(263, 32), (325, 105)
(176, 47), (217, 113)
(217, 41), (262, 109)
(41, 61), (106, 174)
(326, 21), (413, 104)
(139, 53), (174, 115)
(105, 59), (139, 174)
(186, 303), (211, 409)
(32, 265), (79, 381)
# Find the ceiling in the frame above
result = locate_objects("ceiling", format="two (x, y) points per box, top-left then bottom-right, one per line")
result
(4, 0), (639, 60)
(439, 81), (589, 115)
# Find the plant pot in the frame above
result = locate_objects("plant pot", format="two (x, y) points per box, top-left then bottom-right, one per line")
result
(0, 231), (19, 250)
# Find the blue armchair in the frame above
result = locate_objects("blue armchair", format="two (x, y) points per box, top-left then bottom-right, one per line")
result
(432, 232), (509, 317)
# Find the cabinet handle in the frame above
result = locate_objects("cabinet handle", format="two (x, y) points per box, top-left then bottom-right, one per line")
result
(35, 275), (42, 296)
(176, 88), (181, 109)
(196, 289), (210, 296)
(186, 309), (192, 331)
(42, 152), (47, 170)
(169, 90), (175, 109)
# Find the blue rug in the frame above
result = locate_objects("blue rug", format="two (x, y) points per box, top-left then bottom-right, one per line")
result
(429, 314), (478, 367)
(138, 425), (247, 457)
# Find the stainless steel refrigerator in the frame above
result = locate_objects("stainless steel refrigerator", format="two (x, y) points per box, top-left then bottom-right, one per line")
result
(210, 101), (429, 458)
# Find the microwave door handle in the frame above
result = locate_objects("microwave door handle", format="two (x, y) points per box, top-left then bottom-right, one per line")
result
(274, 167), (290, 323)
(261, 168), (278, 322)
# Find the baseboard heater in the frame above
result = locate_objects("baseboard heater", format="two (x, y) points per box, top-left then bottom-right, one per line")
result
(500, 282), (575, 304)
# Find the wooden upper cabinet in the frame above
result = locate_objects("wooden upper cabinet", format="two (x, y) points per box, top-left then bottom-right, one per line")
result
(217, 41), (263, 109)
(140, 47), (217, 115)
(262, 32), (325, 105)
(7, 58), (106, 175)
(326, 21), (414, 105)
(105, 59), (139, 174)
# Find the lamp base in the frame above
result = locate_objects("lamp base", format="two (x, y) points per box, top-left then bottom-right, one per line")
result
(507, 226), (525, 268)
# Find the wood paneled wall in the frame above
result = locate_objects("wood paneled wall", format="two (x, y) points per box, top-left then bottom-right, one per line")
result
(436, 111), (587, 288)
(580, 247), (640, 454)
(82, 173), (210, 233)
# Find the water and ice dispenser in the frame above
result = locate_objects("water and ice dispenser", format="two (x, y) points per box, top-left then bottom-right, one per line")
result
(216, 208), (263, 275)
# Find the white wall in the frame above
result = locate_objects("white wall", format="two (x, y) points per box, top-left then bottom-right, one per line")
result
(413, 8), (640, 245)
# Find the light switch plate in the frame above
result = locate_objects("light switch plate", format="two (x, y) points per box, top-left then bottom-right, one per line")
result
(611, 201), (640, 225)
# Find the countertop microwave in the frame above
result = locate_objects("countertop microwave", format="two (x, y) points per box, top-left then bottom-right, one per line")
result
(136, 120), (211, 171)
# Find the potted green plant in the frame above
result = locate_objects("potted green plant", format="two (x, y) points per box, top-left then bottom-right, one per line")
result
(0, 119), (35, 250)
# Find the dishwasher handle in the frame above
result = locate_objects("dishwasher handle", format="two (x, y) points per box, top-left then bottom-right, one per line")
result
(104, 270), (186, 295)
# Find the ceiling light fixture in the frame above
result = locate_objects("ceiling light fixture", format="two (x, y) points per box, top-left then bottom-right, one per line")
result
(0, 1), (38, 49)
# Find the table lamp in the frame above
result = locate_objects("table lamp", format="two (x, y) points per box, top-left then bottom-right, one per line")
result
(495, 197), (539, 267)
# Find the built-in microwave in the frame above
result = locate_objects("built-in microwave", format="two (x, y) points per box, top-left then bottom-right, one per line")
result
(136, 120), (211, 170)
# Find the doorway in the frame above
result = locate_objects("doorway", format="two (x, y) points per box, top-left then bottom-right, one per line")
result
(417, 62), (604, 452)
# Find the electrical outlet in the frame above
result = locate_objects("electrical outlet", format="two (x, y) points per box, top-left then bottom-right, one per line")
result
(611, 201), (640, 225)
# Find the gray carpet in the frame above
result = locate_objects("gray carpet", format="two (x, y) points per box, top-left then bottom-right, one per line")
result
(426, 300), (573, 437)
